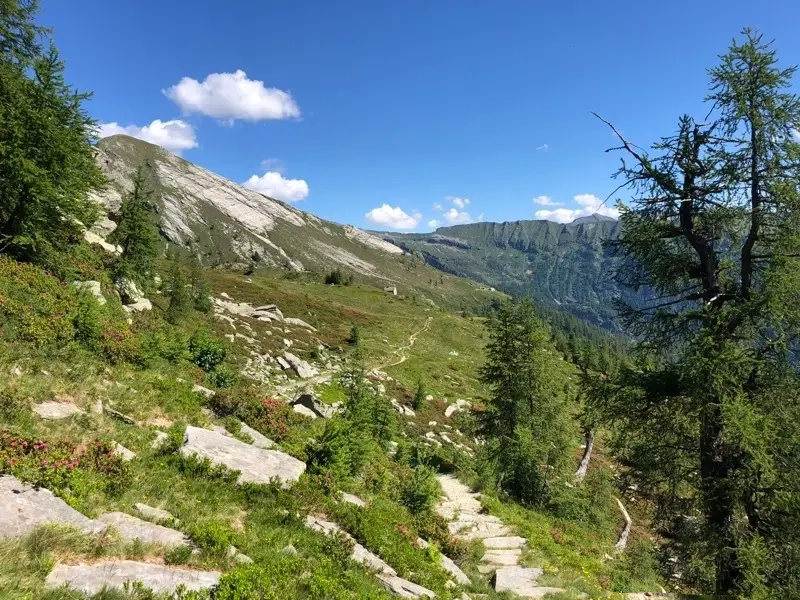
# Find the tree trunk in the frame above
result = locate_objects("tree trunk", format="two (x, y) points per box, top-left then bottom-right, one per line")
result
(614, 497), (631, 553)
(575, 428), (594, 481)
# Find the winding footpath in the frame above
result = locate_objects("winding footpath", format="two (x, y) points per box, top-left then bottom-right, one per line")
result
(382, 317), (433, 369)
(436, 475), (565, 599)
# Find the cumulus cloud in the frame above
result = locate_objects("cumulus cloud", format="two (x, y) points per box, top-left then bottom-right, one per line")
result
(97, 119), (198, 154)
(432, 202), (443, 211)
(448, 196), (470, 209)
(442, 207), (473, 225)
(428, 219), (439, 229)
(532, 195), (562, 206)
(365, 204), (421, 230)
(164, 70), (300, 122)
(243, 171), (309, 202)
(534, 193), (618, 223)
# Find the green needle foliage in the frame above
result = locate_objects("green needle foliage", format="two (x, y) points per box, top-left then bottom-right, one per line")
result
(479, 298), (572, 506)
(588, 29), (800, 598)
(111, 163), (161, 287)
(0, 0), (103, 264)
(165, 250), (190, 325)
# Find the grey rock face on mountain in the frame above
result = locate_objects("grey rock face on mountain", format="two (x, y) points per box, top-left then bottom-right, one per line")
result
(91, 135), (405, 276)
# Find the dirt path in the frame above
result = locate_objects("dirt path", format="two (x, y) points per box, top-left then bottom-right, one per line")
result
(381, 317), (432, 369)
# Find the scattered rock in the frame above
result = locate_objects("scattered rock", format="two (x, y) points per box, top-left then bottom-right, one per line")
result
(105, 407), (137, 425)
(481, 549), (522, 567)
(292, 394), (340, 419)
(83, 230), (122, 255)
(98, 512), (188, 548)
(113, 442), (136, 462)
(122, 298), (152, 312)
(340, 492), (366, 507)
(45, 561), (220, 595)
(276, 356), (291, 370)
(391, 398), (415, 417)
(90, 399), (103, 414)
(377, 573), (436, 598)
(283, 352), (319, 379)
(150, 431), (169, 449)
(133, 503), (176, 524)
(180, 426), (305, 487)
(9, 366), (22, 377)
(227, 545), (254, 563)
(445, 399), (471, 418)
(282, 543), (298, 555)
(239, 422), (274, 449)
(284, 317), (316, 331)
(116, 278), (145, 304)
(193, 384), (215, 399)
(72, 280), (106, 305)
(0, 475), (104, 538)
(32, 400), (83, 420)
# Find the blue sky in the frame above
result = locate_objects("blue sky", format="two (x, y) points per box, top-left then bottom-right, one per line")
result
(41, 0), (800, 231)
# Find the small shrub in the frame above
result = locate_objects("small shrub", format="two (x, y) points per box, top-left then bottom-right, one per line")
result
(412, 378), (426, 411)
(165, 544), (193, 565)
(71, 293), (105, 346)
(189, 330), (227, 372)
(401, 464), (440, 515)
(206, 366), (238, 389)
(0, 390), (26, 420)
(347, 325), (360, 345)
(188, 520), (236, 557)
(325, 268), (353, 286)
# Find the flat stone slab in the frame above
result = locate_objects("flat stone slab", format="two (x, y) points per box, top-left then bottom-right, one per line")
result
(493, 567), (564, 598)
(32, 400), (83, 420)
(133, 503), (176, 524)
(483, 536), (528, 549)
(481, 548), (522, 566)
(305, 516), (395, 575)
(239, 422), (274, 448)
(45, 560), (220, 595)
(340, 492), (366, 507)
(377, 573), (436, 598)
(180, 426), (305, 487)
(113, 442), (136, 461)
(0, 475), (103, 538)
(98, 512), (188, 548)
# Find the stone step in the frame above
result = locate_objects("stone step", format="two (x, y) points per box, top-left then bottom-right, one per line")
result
(483, 536), (528, 549)
(97, 512), (189, 548)
(45, 561), (220, 595)
(481, 548), (522, 566)
(493, 566), (565, 598)
(0, 475), (104, 538)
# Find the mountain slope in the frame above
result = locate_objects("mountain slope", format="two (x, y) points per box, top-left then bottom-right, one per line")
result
(382, 218), (639, 330)
(90, 135), (495, 310)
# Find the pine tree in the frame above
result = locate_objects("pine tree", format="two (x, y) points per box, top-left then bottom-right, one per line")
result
(412, 378), (426, 411)
(0, 0), (103, 263)
(165, 251), (189, 324)
(111, 164), (161, 287)
(590, 30), (800, 597)
(189, 255), (212, 313)
(479, 298), (572, 505)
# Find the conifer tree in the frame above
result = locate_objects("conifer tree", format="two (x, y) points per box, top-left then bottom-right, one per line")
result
(165, 251), (189, 325)
(189, 255), (212, 313)
(590, 30), (800, 596)
(479, 298), (572, 505)
(0, 0), (103, 263)
(112, 163), (160, 287)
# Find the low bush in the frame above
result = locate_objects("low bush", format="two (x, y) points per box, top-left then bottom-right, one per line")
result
(188, 520), (237, 557)
(400, 464), (440, 515)
(189, 330), (227, 372)
(206, 366), (238, 389)
(324, 268), (353, 286)
(210, 391), (300, 441)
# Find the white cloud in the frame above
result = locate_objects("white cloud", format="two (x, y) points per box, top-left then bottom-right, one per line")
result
(432, 202), (443, 211)
(449, 196), (470, 209)
(536, 143), (549, 151)
(428, 219), (439, 229)
(243, 171), (309, 202)
(365, 204), (421, 230)
(442, 207), (473, 225)
(534, 193), (618, 223)
(164, 70), (300, 122)
(532, 195), (562, 206)
(97, 119), (198, 154)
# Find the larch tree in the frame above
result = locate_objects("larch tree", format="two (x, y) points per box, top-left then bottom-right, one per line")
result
(589, 30), (800, 597)
(479, 298), (572, 506)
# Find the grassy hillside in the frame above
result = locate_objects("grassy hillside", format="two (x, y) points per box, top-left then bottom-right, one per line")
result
(0, 245), (667, 599)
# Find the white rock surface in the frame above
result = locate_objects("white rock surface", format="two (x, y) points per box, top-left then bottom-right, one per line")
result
(72, 280), (106, 305)
(113, 443), (136, 462)
(493, 567), (564, 598)
(98, 512), (189, 548)
(122, 298), (152, 312)
(0, 475), (104, 538)
(45, 561), (220, 595)
(239, 422), (274, 448)
(192, 384), (215, 399)
(483, 536), (528, 549)
(180, 426), (305, 487)
(340, 492), (366, 507)
(83, 230), (121, 254)
(32, 400), (84, 420)
(133, 503), (176, 524)
(283, 352), (319, 379)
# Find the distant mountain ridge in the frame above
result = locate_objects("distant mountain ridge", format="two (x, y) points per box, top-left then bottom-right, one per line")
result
(381, 217), (638, 330)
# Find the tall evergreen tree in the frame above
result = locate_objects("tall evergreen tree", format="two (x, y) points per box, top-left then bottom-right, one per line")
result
(590, 30), (800, 597)
(189, 255), (212, 313)
(165, 250), (189, 325)
(479, 298), (572, 505)
(0, 0), (103, 263)
(111, 163), (160, 286)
